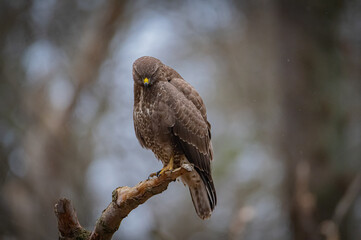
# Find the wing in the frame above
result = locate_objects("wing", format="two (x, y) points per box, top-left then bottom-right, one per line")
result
(163, 81), (211, 156)
(169, 77), (213, 157)
(161, 81), (216, 208)
(169, 78), (208, 122)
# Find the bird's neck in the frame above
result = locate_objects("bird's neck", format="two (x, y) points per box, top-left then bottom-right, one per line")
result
(134, 83), (155, 106)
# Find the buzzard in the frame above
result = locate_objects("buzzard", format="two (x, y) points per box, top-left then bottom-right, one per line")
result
(132, 56), (216, 219)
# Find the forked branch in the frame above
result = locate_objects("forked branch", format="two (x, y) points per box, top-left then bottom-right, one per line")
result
(54, 164), (193, 240)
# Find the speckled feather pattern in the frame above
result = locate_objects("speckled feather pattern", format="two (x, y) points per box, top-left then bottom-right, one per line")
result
(133, 56), (216, 219)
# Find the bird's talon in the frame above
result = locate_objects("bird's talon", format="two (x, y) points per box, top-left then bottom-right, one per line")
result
(157, 157), (174, 177)
(157, 168), (170, 177)
(148, 172), (158, 179)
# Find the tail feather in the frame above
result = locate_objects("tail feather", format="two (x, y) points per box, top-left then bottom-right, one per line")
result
(194, 166), (217, 211)
(181, 169), (216, 219)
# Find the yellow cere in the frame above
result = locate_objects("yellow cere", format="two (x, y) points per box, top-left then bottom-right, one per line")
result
(143, 78), (149, 84)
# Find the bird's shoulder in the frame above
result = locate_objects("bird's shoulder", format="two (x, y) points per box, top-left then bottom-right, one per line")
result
(167, 77), (208, 123)
(162, 65), (182, 81)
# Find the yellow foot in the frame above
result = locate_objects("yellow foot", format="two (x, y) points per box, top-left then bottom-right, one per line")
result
(147, 157), (174, 179)
(157, 157), (174, 176)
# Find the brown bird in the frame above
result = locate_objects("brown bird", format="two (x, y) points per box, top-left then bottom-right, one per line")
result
(132, 56), (216, 219)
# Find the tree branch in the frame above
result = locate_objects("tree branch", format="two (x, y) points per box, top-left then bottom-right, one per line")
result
(333, 172), (361, 224)
(60, 0), (126, 129)
(54, 164), (193, 240)
(320, 172), (361, 240)
(54, 199), (91, 240)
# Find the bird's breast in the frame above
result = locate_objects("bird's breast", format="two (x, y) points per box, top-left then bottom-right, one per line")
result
(134, 88), (157, 139)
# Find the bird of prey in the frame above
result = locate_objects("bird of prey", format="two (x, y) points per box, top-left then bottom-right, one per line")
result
(132, 56), (216, 219)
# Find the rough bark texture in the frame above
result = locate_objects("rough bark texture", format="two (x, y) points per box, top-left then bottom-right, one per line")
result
(54, 164), (193, 240)
(54, 199), (91, 240)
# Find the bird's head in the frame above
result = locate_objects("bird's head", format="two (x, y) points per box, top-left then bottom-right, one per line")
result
(133, 56), (163, 87)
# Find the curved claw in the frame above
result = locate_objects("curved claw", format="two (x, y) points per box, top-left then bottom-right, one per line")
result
(157, 157), (174, 177)
(147, 172), (158, 180)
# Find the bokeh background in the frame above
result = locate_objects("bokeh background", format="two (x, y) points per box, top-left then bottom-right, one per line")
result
(0, 0), (360, 239)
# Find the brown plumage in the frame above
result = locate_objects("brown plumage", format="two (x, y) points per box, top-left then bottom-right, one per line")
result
(132, 56), (216, 219)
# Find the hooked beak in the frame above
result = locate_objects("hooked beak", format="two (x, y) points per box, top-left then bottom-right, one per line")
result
(143, 78), (149, 87)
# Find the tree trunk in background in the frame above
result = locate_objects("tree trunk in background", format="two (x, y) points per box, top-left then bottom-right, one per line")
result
(0, 1), (126, 239)
(276, 1), (350, 239)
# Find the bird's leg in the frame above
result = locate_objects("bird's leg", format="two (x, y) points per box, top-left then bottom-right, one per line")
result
(147, 156), (174, 179)
(157, 156), (174, 176)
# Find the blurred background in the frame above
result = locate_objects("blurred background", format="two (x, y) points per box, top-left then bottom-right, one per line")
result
(0, 0), (360, 239)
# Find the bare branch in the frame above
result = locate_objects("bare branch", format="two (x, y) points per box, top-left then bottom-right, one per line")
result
(60, 0), (126, 129)
(321, 172), (361, 240)
(54, 198), (91, 240)
(333, 172), (361, 224)
(54, 164), (193, 240)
